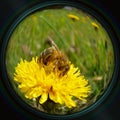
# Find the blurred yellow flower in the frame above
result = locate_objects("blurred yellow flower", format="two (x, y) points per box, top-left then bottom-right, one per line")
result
(91, 22), (99, 30)
(68, 14), (80, 21)
(14, 57), (91, 108)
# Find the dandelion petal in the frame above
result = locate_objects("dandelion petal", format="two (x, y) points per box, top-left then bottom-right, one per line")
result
(39, 92), (48, 104)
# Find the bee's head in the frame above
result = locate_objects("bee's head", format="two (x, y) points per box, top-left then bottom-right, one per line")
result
(58, 64), (70, 77)
(58, 59), (70, 76)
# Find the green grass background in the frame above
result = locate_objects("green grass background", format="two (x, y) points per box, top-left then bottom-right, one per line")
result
(6, 7), (114, 113)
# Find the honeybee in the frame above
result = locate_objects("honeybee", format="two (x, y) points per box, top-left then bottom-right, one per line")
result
(37, 37), (70, 77)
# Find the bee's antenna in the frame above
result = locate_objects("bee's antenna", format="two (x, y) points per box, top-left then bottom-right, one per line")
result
(46, 36), (59, 51)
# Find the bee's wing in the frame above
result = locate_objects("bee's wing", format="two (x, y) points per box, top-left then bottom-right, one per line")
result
(47, 36), (59, 52)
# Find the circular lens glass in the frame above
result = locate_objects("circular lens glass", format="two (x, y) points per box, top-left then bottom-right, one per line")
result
(6, 6), (114, 115)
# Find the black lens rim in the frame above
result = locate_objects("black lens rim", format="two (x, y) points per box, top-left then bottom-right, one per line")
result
(0, 1), (120, 120)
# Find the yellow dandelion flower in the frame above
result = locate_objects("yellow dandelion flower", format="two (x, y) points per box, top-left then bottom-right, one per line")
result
(14, 57), (91, 108)
(91, 22), (99, 31)
(68, 14), (80, 21)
